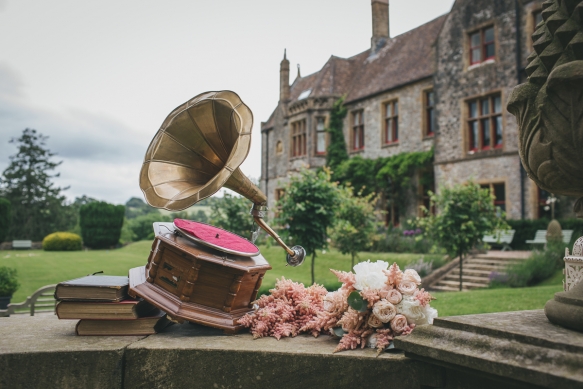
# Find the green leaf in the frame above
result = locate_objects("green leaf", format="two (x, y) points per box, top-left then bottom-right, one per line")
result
(332, 327), (346, 338)
(347, 291), (368, 312)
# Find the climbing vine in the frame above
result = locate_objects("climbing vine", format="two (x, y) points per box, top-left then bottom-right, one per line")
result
(326, 96), (349, 172)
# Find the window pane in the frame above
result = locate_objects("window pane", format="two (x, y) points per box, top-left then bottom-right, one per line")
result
(427, 91), (434, 106)
(485, 42), (495, 59)
(481, 118), (491, 147)
(469, 101), (478, 118)
(494, 183), (505, 203)
(386, 119), (393, 142)
(481, 99), (490, 115)
(317, 132), (326, 153)
(394, 101), (398, 115)
(353, 129), (359, 149)
(470, 121), (479, 149)
(428, 109), (435, 134)
(394, 119), (399, 140)
(484, 27), (494, 43)
(493, 95), (502, 113)
(316, 117), (325, 131)
(472, 48), (481, 63)
(495, 116), (503, 145)
(386, 103), (392, 117)
(471, 32), (481, 47)
(360, 128), (365, 148)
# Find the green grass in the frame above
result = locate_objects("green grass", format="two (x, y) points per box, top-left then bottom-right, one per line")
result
(431, 284), (562, 316)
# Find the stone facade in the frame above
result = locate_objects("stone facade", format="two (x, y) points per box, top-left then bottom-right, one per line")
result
(262, 0), (552, 222)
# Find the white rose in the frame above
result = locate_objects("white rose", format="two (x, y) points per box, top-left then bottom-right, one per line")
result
(422, 306), (438, 325)
(397, 280), (417, 295)
(366, 333), (378, 349)
(403, 269), (422, 285)
(372, 299), (397, 323)
(353, 260), (389, 290)
(396, 295), (425, 325)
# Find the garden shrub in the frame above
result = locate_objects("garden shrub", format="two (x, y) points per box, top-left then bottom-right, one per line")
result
(507, 218), (583, 250)
(0, 266), (19, 296)
(504, 242), (565, 287)
(371, 227), (436, 254)
(127, 213), (172, 241)
(0, 198), (11, 243)
(42, 232), (83, 251)
(79, 201), (125, 249)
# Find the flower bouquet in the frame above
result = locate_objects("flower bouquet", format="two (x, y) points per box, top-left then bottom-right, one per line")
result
(238, 260), (437, 354)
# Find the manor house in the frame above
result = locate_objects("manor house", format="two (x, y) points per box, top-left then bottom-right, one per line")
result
(260, 0), (547, 224)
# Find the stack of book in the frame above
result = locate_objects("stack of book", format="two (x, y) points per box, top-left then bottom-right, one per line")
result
(55, 274), (172, 336)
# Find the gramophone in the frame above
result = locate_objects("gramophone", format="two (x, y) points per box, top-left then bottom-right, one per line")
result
(128, 90), (305, 333)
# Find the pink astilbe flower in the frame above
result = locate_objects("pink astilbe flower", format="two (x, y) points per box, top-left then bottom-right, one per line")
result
(238, 277), (327, 340)
(384, 263), (403, 287)
(338, 308), (364, 332)
(333, 327), (374, 353)
(375, 328), (394, 354)
(414, 288), (434, 307)
(400, 323), (416, 336)
(330, 269), (356, 291)
(360, 287), (381, 308)
(301, 288), (349, 335)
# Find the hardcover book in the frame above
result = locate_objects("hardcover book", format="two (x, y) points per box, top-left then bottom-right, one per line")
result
(75, 311), (173, 336)
(55, 275), (129, 302)
(56, 299), (159, 320)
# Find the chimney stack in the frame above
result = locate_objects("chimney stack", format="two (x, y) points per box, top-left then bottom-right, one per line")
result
(280, 49), (290, 102)
(371, 0), (389, 51)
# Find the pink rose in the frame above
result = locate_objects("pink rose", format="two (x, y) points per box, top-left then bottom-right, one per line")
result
(368, 314), (384, 328)
(403, 269), (422, 285)
(397, 280), (417, 295)
(386, 289), (403, 305)
(372, 300), (397, 323)
(390, 314), (408, 334)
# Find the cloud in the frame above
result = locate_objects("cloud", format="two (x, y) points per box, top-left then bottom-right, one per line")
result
(0, 64), (148, 204)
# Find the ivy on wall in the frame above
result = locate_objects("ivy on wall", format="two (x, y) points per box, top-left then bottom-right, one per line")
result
(333, 148), (434, 213)
(325, 96), (349, 171)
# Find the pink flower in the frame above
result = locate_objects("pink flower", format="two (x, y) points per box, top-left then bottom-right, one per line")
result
(368, 314), (384, 328)
(372, 300), (397, 323)
(386, 289), (403, 305)
(384, 263), (403, 287)
(360, 288), (381, 308)
(403, 269), (422, 285)
(397, 280), (417, 295)
(390, 314), (408, 334)
(330, 269), (356, 290)
(414, 288), (434, 307)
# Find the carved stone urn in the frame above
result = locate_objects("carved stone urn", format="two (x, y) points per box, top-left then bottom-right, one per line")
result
(507, 0), (583, 331)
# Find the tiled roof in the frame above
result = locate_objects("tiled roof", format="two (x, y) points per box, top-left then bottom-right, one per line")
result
(288, 14), (447, 105)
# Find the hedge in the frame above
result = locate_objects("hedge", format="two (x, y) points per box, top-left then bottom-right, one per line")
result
(507, 218), (583, 250)
(79, 201), (125, 249)
(42, 232), (83, 251)
(0, 198), (10, 243)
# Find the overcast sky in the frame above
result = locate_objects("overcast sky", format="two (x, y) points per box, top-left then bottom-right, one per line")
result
(0, 0), (455, 205)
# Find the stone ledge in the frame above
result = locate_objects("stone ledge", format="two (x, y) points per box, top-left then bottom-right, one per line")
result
(0, 316), (443, 389)
(395, 310), (583, 389)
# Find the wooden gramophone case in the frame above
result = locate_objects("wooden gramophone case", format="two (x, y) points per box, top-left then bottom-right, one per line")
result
(129, 232), (271, 333)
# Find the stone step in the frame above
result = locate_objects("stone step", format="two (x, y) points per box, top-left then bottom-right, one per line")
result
(465, 258), (519, 266)
(449, 269), (498, 276)
(442, 274), (490, 283)
(435, 280), (489, 288)
(430, 284), (475, 292)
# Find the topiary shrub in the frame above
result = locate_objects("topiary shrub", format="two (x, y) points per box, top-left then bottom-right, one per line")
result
(79, 201), (125, 249)
(42, 232), (83, 251)
(0, 266), (19, 297)
(0, 198), (10, 243)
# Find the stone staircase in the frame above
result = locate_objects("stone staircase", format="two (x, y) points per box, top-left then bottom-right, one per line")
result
(429, 251), (531, 292)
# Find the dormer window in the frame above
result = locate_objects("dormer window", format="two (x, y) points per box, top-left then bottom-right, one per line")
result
(469, 26), (495, 65)
(298, 89), (311, 100)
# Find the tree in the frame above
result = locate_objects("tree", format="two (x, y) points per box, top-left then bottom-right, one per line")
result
(79, 201), (125, 249)
(209, 193), (255, 239)
(326, 96), (349, 173)
(0, 198), (11, 243)
(415, 181), (508, 290)
(329, 187), (380, 269)
(0, 129), (72, 241)
(125, 197), (158, 219)
(276, 168), (340, 285)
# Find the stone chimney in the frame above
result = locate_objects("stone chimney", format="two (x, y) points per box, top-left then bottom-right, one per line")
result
(371, 0), (389, 51)
(280, 49), (290, 102)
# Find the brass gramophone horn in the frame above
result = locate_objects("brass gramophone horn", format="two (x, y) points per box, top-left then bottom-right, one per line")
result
(139, 91), (305, 266)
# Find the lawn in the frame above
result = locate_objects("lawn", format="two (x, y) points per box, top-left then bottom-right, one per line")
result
(0, 242), (564, 318)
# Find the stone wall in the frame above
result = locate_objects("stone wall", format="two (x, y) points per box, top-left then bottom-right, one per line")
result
(342, 78), (435, 160)
(433, 0), (544, 219)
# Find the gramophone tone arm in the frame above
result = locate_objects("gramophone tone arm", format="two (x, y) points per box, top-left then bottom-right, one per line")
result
(251, 204), (305, 267)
